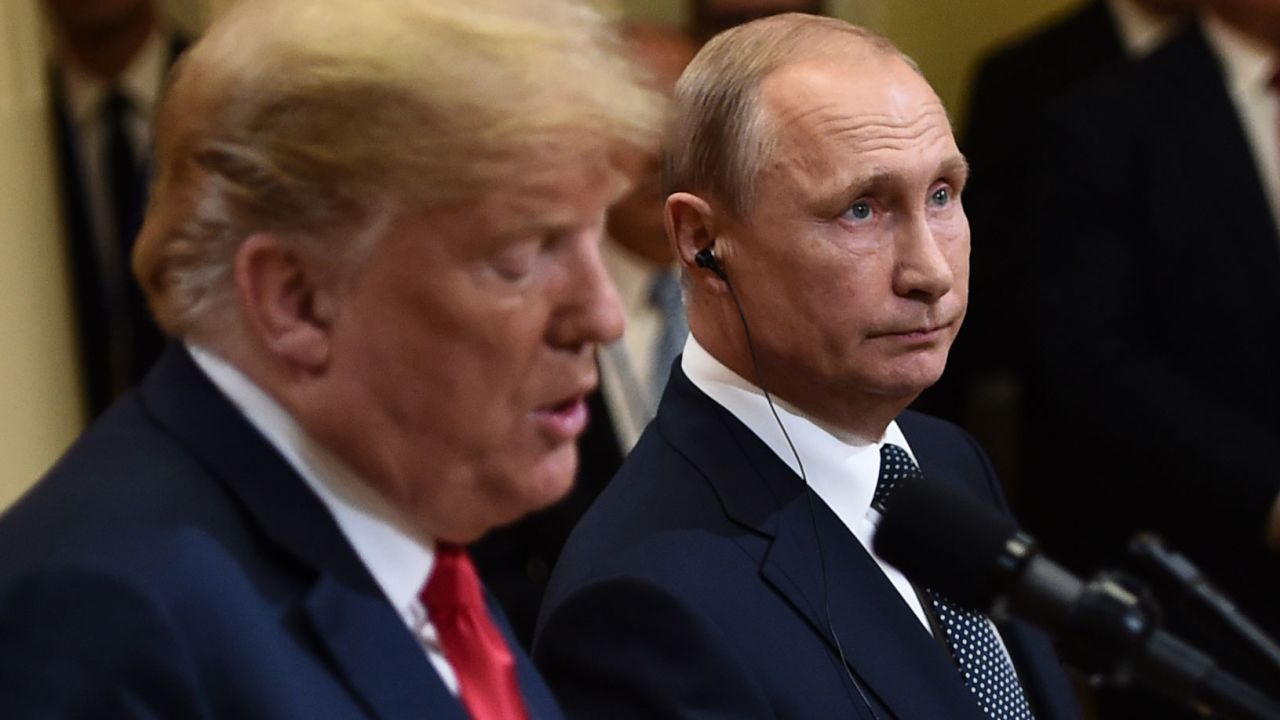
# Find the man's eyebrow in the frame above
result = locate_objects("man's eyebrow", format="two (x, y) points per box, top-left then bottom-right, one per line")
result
(843, 167), (896, 196)
(939, 155), (970, 181)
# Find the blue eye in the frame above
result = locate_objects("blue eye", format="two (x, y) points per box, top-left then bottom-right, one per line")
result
(844, 201), (873, 222)
(930, 187), (951, 206)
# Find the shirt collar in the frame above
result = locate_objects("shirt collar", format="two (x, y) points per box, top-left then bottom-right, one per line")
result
(1108, 0), (1184, 58)
(680, 334), (914, 527)
(60, 27), (170, 129)
(1203, 11), (1278, 97)
(187, 343), (435, 616)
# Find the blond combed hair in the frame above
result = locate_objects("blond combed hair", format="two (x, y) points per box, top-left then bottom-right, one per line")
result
(135, 0), (662, 336)
(663, 13), (912, 216)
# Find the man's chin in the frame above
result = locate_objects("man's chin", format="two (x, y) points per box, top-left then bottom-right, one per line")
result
(503, 443), (580, 521)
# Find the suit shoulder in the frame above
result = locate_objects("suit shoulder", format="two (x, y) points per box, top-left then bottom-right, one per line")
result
(973, 1), (1120, 91)
(0, 397), (263, 594)
(0, 562), (207, 716)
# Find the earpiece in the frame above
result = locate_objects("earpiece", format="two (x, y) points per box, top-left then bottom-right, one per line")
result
(694, 246), (728, 281)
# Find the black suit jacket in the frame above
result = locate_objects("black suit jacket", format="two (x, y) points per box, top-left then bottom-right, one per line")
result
(50, 33), (187, 418)
(918, 0), (1128, 424)
(1025, 20), (1280, 679)
(534, 366), (1080, 719)
(0, 345), (564, 720)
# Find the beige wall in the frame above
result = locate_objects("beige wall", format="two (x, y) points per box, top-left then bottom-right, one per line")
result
(0, 0), (85, 507)
(0, 0), (1082, 508)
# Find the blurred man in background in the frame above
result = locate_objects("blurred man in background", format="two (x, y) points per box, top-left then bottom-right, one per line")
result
(1027, 0), (1280, 713)
(919, 0), (1201, 493)
(44, 0), (189, 417)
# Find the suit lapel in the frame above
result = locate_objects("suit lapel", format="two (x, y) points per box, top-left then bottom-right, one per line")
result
(306, 575), (467, 720)
(138, 345), (464, 720)
(658, 369), (986, 719)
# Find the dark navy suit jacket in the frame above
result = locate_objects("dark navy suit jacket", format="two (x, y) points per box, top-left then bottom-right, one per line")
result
(0, 345), (564, 720)
(534, 366), (1080, 719)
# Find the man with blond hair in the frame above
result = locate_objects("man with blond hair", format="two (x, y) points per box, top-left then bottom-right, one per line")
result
(535, 13), (1080, 719)
(0, 0), (658, 716)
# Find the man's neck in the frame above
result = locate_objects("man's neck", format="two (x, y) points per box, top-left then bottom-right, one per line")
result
(694, 328), (902, 443)
(57, 6), (157, 80)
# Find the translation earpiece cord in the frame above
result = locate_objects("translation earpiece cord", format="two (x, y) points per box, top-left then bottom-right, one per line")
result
(720, 273), (878, 719)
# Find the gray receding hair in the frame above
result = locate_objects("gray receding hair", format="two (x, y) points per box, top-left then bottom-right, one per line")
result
(663, 13), (919, 217)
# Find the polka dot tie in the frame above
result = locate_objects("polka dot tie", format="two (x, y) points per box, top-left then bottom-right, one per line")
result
(875, 444), (1035, 720)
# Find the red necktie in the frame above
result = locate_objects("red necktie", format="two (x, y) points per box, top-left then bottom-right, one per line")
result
(421, 544), (530, 720)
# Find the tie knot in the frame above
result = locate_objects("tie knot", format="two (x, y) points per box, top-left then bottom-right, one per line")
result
(873, 443), (922, 511)
(421, 543), (483, 612)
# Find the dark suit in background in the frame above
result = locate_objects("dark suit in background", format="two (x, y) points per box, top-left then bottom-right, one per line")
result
(0, 347), (563, 719)
(1025, 17), (1280, 707)
(535, 369), (1081, 719)
(920, 0), (1125, 430)
(49, 29), (187, 417)
(919, 0), (1196, 502)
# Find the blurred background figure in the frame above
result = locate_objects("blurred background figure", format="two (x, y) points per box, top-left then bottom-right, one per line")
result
(474, 20), (697, 650)
(691, 0), (826, 41)
(918, 0), (1201, 497)
(44, 0), (188, 418)
(1021, 0), (1280, 714)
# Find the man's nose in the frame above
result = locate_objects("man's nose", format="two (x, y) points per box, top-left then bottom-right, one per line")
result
(551, 239), (626, 349)
(892, 214), (955, 302)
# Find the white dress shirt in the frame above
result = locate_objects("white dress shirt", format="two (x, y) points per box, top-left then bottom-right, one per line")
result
(598, 237), (681, 452)
(1203, 12), (1280, 234)
(681, 336), (1021, 671)
(1108, 0), (1185, 59)
(187, 345), (460, 695)
(59, 28), (169, 299)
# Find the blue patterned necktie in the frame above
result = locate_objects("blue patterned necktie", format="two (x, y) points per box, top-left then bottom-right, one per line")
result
(648, 270), (687, 402)
(876, 444), (1035, 720)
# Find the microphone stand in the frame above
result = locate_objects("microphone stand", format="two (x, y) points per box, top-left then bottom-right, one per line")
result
(1006, 565), (1280, 719)
(1127, 533), (1280, 678)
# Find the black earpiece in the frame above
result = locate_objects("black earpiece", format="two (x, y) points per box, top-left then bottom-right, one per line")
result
(695, 247), (728, 281)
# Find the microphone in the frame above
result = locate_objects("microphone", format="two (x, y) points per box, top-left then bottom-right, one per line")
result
(1126, 533), (1280, 676)
(871, 476), (1280, 720)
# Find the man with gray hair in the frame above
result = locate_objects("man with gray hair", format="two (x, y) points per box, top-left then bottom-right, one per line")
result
(0, 0), (658, 717)
(535, 13), (1080, 719)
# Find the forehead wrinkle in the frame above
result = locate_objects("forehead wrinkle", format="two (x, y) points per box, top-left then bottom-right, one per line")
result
(828, 106), (952, 148)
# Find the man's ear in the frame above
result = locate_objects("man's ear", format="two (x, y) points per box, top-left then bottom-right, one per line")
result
(233, 233), (338, 372)
(666, 192), (725, 289)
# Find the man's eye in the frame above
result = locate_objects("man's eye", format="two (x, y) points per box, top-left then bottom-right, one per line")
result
(930, 187), (951, 206)
(843, 201), (873, 222)
(491, 245), (538, 281)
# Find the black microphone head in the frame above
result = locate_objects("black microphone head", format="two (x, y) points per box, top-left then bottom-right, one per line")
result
(872, 476), (1023, 611)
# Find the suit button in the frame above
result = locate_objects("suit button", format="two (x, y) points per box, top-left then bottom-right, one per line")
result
(525, 555), (549, 582)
